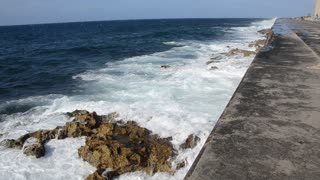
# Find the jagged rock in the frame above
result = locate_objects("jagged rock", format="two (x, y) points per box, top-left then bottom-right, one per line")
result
(161, 65), (170, 69)
(64, 110), (100, 137)
(78, 120), (174, 179)
(176, 160), (187, 170)
(2, 110), (176, 179)
(30, 129), (58, 143)
(249, 39), (266, 50)
(224, 48), (255, 57)
(101, 112), (120, 122)
(86, 171), (106, 180)
(22, 138), (45, 158)
(87, 169), (120, 180)
(180, 134), (200, 149)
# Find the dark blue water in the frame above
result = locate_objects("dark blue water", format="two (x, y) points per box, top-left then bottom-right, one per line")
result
(0, 19), (262, 102)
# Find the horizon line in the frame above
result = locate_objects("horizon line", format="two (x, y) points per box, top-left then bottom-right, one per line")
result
(0, 17), (275, 27)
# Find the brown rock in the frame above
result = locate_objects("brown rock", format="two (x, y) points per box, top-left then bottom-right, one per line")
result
(2, 110), (176, 179)
(249, 39), (267, 52)
(22, 138), (45, 158)
(224, 48), (255, 57)
(180, 134), (200, 149)
(176, 160), (187, 170)
(101, 112), (120, 122)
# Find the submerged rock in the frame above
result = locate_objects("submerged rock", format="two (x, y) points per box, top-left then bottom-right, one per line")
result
(249, 39), (266, 52)
(161, 65), (170, 69)
(210, 55), (223, 61)
(258, 28), (271, 35)
(180, 134), (200, 149)
(206, 60), (215, 65)
(224, 48), (255, 57)
(1, 110), (183, 179)
(209, 66), (219, 70)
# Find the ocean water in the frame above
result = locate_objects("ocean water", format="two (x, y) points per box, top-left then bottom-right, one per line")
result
(0, 18), (275, 180)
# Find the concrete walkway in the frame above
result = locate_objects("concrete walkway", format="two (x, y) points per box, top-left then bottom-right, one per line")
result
(185, 19), (320, 180)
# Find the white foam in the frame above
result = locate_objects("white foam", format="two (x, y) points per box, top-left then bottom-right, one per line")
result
(0, 138), (95, 180)
(0, 18), (276, 180)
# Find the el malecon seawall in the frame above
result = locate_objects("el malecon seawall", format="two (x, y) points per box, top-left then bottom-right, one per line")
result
(186, 19), (320, 180)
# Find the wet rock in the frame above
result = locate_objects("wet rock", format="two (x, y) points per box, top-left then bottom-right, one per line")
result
(78, 120), (175, 178)
(101, 112), (120, 123)
(64, 110), (101, 137)
(176, 160), (187, 170)
(207, 55), (224, 65)
(180, 134), (200, 149)
(249, 39), (266, 51)
(209, 66), (218, 70)
(161, 65), (170, 69)
(210, 55), (223, 61)
(55, 127), (67, 139)
(0, 139), (22, 149)
(86, 171), (105, 180)
(30, 129), (58, 143)
(3, 110), (176, 179)
(206, 60), (215, 65)
(258, 29), (271, 35)
(87, 169), (120, 180)
(22, 138), (45, 158)
(224, 48), (255, 57)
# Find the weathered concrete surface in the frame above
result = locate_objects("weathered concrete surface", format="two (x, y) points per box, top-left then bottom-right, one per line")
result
(185, 19), (320, 180)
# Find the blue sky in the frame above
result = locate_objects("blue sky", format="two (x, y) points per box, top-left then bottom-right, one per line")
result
(0, 0), (315, 26)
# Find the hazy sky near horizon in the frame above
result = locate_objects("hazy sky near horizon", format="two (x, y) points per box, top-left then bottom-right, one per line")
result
(0, 0), (315, 26)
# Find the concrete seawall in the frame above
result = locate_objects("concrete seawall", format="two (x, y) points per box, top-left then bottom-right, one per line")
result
(185, 19), (320, 180)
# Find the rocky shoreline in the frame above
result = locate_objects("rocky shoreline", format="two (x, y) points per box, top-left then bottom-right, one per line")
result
(0, 29), (273, 180)
(0, 110), (199, 180)
(206, 28), (274, 69)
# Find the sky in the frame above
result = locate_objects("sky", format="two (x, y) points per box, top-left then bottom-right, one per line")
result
(0, 0), (315, 26)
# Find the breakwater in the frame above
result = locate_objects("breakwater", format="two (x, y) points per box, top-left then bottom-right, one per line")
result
(186, 19), (320, 180)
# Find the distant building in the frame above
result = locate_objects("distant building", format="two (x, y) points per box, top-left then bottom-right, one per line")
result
(315, 0), (320, 17)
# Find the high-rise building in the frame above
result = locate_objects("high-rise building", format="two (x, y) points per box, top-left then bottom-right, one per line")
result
(315, 0), (320, 17)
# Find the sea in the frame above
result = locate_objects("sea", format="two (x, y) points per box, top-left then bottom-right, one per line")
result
(0, 18), (275, 180)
